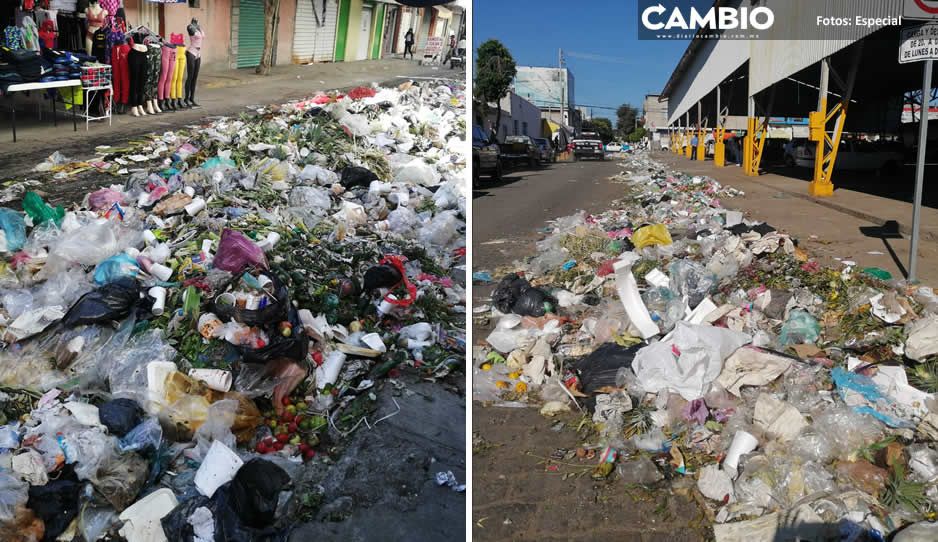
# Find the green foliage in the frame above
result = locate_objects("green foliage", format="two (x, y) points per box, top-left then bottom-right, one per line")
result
(881, 464), (928, 511)
(474, 40), (517, 106)
(584, 117), (615, 143)
(616, 103), (639, 136)
(627, 127), (648, 143)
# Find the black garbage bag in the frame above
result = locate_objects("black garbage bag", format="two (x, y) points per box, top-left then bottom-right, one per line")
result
(99, 398), (144, 437)
(512, 288), (556, 317)
(161, 495), (212, 540)
(339, 166), (379, 189)
(363, 264), (402, 291)
(228, 459), (292, 529)
(573, 343), (642, 394)
(236, 307), (308, 364)
(492, 273), (530, 313)
(62, 278), (140, 327)
(493, 273), (556, 317)
(27, 471), (81, 541)
(751, 222), (776, 235)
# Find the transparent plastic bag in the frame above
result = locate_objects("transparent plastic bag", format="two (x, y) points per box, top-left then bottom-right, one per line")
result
(668, 259), (717, 309)
(191, 399), (238, 462)
(93, 253), (141, 285)
(778, 309), (820, 346)
(642, 287), (685, 333)
(0, 472), (27, 521)
(0, 208), (26, 252)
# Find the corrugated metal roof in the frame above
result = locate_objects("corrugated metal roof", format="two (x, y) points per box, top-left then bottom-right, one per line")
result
(666, 37), (749, 124)
(748, 0), (903, 95)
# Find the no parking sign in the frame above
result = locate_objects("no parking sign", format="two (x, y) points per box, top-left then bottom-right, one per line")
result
(905, 0), (938, 20)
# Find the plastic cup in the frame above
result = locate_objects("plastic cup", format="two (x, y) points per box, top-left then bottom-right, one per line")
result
(183, 186), (196, 197)
(185, 197), (206, 216)
(723, 430), (759, 471)
(143, 230), (157, 245)
(188, 368), (232, 392)
(149, 286), (167, 316)
(149, 263), (173, 282)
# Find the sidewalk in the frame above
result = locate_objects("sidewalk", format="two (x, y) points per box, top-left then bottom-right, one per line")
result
(655, 151), (938, 286)
(0, 59), (460, 175)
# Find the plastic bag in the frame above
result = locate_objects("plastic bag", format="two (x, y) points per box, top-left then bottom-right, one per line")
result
(778, 309), (820, 346)
(62, 278), (141, 327)
(394, 157), (439, 186)
(339, 166), (379, 188)
(93, 451), (148, 511)
(228, 458), (292, 528)
(93, 253), (141, 285)
(642, 287), (685, 333)
(631, 224), (672, 249)
(288, 186), (331, 213)
(363, 263), (403, 290)
(213, 229), (268, 274)
(98, 398), (144, 437)
(191, 399), (238, 462)
(161, 371), (262, 443)
(87, 188), (124, 211)
(492, 273), (556, 317)
(118, 417), (163, 454)
(574, 343), (641, 394)
(0, 472), (28, 522)
(0, 208), (26, 252)
(23, 191), (64, 226)
(27, 476), (82, 539)
(669, 260), (717, 309)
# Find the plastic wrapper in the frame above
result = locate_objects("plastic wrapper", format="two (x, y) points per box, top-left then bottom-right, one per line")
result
(87, 188), (125, 211)
(778, 309), (821, 346)
(213, 229), (268, 274)
(0, 208), (26, 252)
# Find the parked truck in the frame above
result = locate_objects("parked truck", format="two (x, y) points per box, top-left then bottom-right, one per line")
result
(573, 132), (605, 161)
(498, 135), (541, 168)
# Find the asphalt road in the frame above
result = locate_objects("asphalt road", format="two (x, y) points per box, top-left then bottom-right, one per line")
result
(471, 157), (707, 542)
(472, 159), (630, 271)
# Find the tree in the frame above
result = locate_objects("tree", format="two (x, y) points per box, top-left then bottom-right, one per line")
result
(626, 126), (648, 143)
(474, 40), (517, 140)
(616, 104), (638, 138)
(256, 0), (282, 75)
(583, 117), (614, 143)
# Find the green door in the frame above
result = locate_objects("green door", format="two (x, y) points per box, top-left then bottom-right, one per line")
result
(237, 0), (265, 68)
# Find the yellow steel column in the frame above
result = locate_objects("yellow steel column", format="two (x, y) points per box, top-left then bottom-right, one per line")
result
(696, 128), (706, 161)
(743, 117), (755, 175)
(714, 126), (725, 167)
(809, 59), (833, 197)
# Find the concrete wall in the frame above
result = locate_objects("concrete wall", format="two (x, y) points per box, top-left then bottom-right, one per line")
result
(124, 0), (295, 70)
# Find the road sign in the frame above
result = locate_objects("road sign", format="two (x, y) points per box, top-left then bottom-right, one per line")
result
(899, 22), (938, 64)
(905, 0), (938, 20)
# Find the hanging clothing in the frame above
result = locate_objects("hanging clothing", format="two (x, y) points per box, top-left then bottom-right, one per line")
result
(4, 27), (25, 50)
(169, 32), (183, 45)
(20, 17), (40, 51)
(55, 12), (83, 52)
(103, 16), (125, 63)
(39, 20), (56, 49)
(187, 28), (203, 58)
(91, 27), (107, 62)
(171, 44), (185, 99)
(144, 43), (160, 100)
(184, 49), (199, 101)
(98, 0), (120, 15)
(127, 45), (147, 106)
(111, 42), (129, 104)
(157, 43), (174, 100)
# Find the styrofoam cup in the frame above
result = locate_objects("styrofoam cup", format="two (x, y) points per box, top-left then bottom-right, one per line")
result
(723, 430), (759, 471)
(149, 286), (166, 316)
(149, 263), (173, 282)
(185, 197), (206, 216)
(188, 368), (232, 392)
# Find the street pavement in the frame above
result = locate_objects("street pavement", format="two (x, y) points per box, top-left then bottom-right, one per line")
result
(471, 157), (708, 542)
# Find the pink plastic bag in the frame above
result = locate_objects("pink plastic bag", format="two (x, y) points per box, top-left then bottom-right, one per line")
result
(213, 229), (268, 273)
(88, 189), (124, 211)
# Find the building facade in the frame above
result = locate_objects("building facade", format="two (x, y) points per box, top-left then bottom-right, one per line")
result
(513, 66), (575, 127)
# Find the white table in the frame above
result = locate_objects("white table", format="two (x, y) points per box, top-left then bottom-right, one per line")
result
(82, 84), (112, 131)
(1, 79), (81, 142)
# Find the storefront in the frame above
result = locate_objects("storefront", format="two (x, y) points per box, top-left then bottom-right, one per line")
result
(292, 0), (338, 64)
(334, 0), (385, 62)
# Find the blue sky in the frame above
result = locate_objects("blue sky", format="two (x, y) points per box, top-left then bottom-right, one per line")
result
(472, 0), (690, 119)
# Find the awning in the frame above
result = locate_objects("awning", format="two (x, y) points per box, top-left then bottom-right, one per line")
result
(434, 5), (453, 18)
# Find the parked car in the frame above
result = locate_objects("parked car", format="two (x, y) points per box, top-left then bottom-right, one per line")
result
(472, 125), (502, 185)
(605, 142), (622, 153)
(573, 132), (605, 160)
(534, 137), (556, 163)
(790, 138), (903, 174)
(499, 135), (541, 168)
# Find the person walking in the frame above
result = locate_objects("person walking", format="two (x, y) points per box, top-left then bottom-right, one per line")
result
(404, 28), (415, 60)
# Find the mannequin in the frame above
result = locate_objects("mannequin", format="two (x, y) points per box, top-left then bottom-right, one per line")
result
(128, 42), (148, 117)
(185, 18), (203, 107)
(158, 41), (175, 111)
(85, 0), (107, 55)
(169, 32), (187, 109)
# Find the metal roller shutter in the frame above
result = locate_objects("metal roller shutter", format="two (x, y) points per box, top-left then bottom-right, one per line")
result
(293, 0), (338, 63)
(237, 0), (265, 68)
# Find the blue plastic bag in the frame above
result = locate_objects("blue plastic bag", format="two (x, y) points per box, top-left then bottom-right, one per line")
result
(0, 208), (26, 252)
(93, 254), (141, 285)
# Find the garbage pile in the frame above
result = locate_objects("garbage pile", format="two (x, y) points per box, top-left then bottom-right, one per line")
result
(0, 80), (465, 541)
(474, 151), (938, 540)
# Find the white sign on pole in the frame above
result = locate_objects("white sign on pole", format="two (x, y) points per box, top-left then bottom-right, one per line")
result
(900, 22), (938, 64)
(905, 0), (938, 20)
